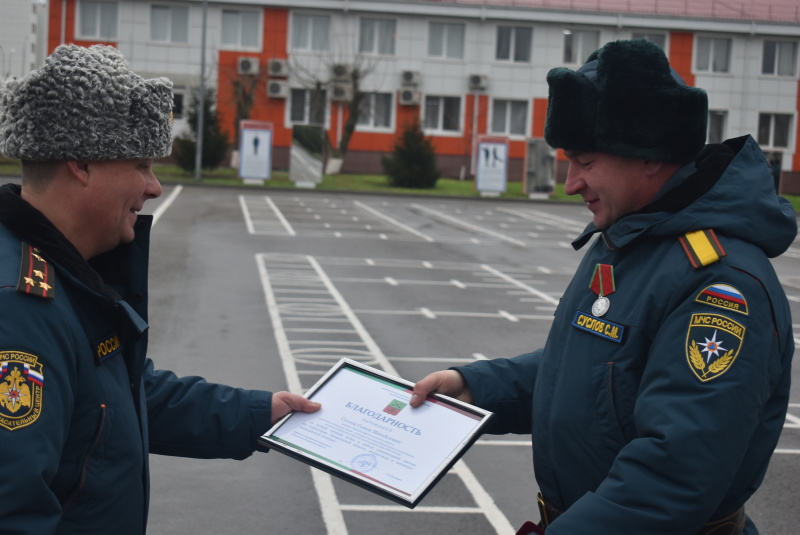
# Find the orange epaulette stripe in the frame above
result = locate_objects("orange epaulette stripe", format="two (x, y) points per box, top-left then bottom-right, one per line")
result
(17, 243), (55, 299)
(678, 229), (726, 269)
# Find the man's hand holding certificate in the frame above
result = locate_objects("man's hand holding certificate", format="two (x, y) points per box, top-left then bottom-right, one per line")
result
(259, 358), (493, 507)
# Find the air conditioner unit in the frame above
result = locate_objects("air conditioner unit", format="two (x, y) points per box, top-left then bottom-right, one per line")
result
(399, 88), (420, 106)
(331, 63), (352, 82)
(267, 79), (289, 99)
(400, 70), (421, 86)
(267, 58), (289, 78)
(468, 74), (488, 91)
(330, 83), (353, 101)
(237, 56), (259, 76)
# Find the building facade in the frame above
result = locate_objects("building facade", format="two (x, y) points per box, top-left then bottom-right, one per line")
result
(45, 0), (800, 191)
(0, 0), (47, 80)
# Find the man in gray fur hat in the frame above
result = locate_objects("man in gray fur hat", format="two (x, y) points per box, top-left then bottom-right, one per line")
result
(411, 39), (795, 534)
(0, 44), (320, 534)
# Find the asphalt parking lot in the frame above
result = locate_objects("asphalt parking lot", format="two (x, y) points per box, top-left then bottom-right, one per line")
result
(133, 184), (800, 534)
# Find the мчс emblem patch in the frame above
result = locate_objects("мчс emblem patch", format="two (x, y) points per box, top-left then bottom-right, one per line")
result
(0, 352), (44, 431)
(685, 313), (745, 382)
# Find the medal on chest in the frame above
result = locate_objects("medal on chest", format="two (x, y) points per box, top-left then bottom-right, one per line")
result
(589, 263), (615, 317)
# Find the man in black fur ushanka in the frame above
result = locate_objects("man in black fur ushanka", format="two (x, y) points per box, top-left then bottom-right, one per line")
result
(411, 39), (796, 534)
(0, 44), (320, 533)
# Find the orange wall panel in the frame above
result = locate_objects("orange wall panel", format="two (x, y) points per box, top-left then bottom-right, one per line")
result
(668, 32), (695, 87)
(216, 9), (291, 146)
(532, 98), (548, 139)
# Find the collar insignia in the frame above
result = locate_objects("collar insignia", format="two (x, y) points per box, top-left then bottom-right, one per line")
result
(17, 243), (54, 299)
(0, 352), (44, 431)
(686, 313), (745, 382)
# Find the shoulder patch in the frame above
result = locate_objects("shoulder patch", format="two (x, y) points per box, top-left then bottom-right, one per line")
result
(0, 351), (44, 430)
(679, 229), (726, 269)
(17, 243), (54, 299)
(686, 313), (744, 382)
(695, 284), (748, 315)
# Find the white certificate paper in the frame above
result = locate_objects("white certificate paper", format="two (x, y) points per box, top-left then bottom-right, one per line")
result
(259, 358), (493, 507)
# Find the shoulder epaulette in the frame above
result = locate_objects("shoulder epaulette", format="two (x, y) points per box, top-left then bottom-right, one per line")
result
(678, 229), (726, 269)
(17, 243), (55, 299)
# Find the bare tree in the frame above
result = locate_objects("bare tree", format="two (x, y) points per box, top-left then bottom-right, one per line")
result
(290, 54), (379, 161)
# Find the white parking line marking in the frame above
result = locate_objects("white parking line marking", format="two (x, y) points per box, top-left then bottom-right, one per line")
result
(151, 185), (182, 226)
(412, 204), (526, 246)
(354, 200), (436, 242)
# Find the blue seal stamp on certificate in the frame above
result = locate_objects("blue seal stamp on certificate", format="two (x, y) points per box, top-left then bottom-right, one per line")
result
(351, 453), (378, 473)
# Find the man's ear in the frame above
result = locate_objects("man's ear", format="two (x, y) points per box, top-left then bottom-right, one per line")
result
(65, 160), (91, 186)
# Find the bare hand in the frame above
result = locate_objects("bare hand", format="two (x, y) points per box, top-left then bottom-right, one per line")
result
(409, 370), (472, 408)
(271, 391), (321, 424)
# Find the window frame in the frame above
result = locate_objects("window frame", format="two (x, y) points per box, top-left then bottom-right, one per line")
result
(761, 39), (798, 77)
(757, 112), (793, 149)
(359, 17), (396, 56)
(495, 25), (533, 63)
(695, 36), (732, 74)
(562, 29), (599, 65)
(428, 21), (465, 60)
(356, 92), (394, 131)
(423, 95), (463, 135)
(291, 13), (330, 52)
(490, 98), (529, 137)
(220, 8), (262, 51)
(707, 110), (728, 145)
(77, 0), (118, 40)
(150, 4), (189, 44)
(289, 88), (329, 127)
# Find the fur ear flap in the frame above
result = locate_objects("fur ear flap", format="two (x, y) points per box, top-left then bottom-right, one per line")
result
(545, 68), (597, 153)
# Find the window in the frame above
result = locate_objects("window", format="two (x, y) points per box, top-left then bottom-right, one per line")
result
(424, 96), (461, 133)
(360, 18), (396, 56)
(696, 37), (731, 73)
(707, 110), (727, 144)
(290, 88), (327, 125)
(151, 5), (188, 43)
(429, 22), (465, 59)
(496, 26), (532, 63)
(563, 30), (599, 64)
(762, 40), (797, 76)
(758, 113), (792, 148)
(491, 99), (528, 136)
(632, 32), (666, 49)
(357, 93), (393, 129)
(292, 14), (329, 52)
(78, 1), (117, 40)
(172, 90), (185, 120)
(221, 10), (260, 49)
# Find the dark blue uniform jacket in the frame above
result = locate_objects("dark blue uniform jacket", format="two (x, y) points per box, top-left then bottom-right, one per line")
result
(457, 136), (797, 534)
(0, 183), (272, 534)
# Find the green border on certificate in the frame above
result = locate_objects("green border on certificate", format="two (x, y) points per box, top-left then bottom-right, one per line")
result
(259, 358), (493, 508)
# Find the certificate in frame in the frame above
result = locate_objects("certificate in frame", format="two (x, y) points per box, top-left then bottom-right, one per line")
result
(259, 358), (493, 508)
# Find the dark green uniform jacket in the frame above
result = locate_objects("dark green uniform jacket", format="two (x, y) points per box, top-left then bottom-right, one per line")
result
(0, 183), (272, 534)
(457, 136), (796, 534)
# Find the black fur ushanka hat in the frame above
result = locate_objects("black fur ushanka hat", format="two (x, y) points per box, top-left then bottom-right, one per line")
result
(545, 39), (708, 163)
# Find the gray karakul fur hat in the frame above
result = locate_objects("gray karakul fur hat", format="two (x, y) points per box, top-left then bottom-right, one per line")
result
(0, 44), (173, 161)
(545, 39), (708, 162)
